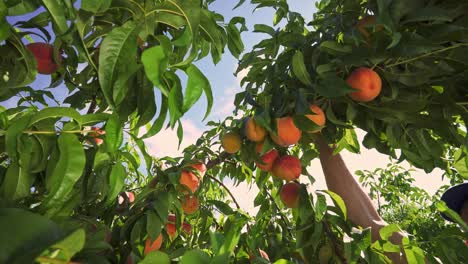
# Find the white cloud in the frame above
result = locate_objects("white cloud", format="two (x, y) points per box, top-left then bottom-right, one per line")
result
(143, 118), (203, 157)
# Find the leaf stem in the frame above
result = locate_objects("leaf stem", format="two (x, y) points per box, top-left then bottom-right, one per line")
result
(385, 43), (468, 68)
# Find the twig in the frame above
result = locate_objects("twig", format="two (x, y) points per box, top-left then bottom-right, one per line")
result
(206, 152), (231, 169)
(86, 96), (97, 114)
(323, 220), (347, 263)
(207, 174), (241, 210)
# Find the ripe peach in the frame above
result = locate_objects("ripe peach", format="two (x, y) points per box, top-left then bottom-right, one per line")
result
(166, 223), (177, 238)
(305, 104), (326, 133)
(26, 43), (62, 74)
(280, 182), (301, 208)
(181, 195), (199, 215)
(118, 191), (135, 204)
(179, 171), (200, 193)
(190, 163), (207, 178)
(89, 127), (106, 136)
(245, 117), (267, 142)
(166, 214), (192, 237)
(271, 117), (301, 146)
(256, 149), (279, 172)
(144, 234), (163, 255)
(346, 67), (382, 102)
(221, 132), (242, 153)
(271, 155), (302, 181)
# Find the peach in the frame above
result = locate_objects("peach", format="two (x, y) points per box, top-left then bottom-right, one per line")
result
(190, 163), (206, 178)
(166, 214), (192, 238)
(245, 117), (267, 142)
(271, 155), (302, 181)
(179, 171), (200, 193)
(166, 223), (177, 238)
(346, 67), (382, 102)
(118, 191), (135, 204)
(26, 43), (62, 74)
(144, 234), (163, 255)
(256, 149), (279, 172)
(271, 117), (301, 146)
(181, 195), (199, 215)
(305, 104), (326, 133)
(221, 132), (242, 153)
(255, 141), (264, 153)
(280, 182), (301, 208)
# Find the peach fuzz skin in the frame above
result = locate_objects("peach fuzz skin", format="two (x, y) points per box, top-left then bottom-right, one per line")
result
(245, 117), (267, 142)
(346, 67), (382, 102)
(280, 182), (301, 208)
(271, 155), (302, 181)
(271, 117), (301, 147)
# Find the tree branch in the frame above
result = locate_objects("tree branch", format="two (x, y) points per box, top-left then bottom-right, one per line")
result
(323, 220), (347, 263)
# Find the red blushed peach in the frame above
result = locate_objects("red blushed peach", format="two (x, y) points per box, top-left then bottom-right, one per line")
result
(256, 149), (279, 172)
(144, 234), (163, 255)
(166, 223), (177, 238)
(346, 67), (382, 102)
(26, 42), (62, 74)
(245, 117), (267, 142)
(179, 171), (200, 193)
(305, 104), (326, 133)
(271, 155), (302, 181)
(271, 117), (301, 147)
(181, 195), (199, 215)
(280, 182), (301, 208)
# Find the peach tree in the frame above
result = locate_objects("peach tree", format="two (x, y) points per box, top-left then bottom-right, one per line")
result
(0, 0), (468, 263)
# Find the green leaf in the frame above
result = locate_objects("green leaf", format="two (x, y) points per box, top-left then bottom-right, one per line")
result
(379, 224), (401, 241)
(5, 113), (32, 160)
(180, 249), (210, 264)
(81, 0), (111, 13)
(104, 114), (123, 154)
(253, 24), (276, 36)
(317, 74), (355, 98)
(51, 229), (86, 261)
(42, 133), (86, 214)
(320, 190), (347, 220)
(42, 0), (69, 34)
(105, 163), (126, 206)
(146, 210), (162, 241)
(402, 6), (453, 23)
(292, 51), (312, 87)
(207, 200), (235, 215)
(0, 208), (65, 264)
(140, 251), (171, 264)
(142, 46), (169, 96)
(29, 107), (83, 127)
(183, 64), (212, 120)
(320, 41), (352, 54)
(315, 194), (327, 222)
(0, 135), (33, 200)
(98, 20), (140, 108)
(141, 96), (168, 139)
(167, 72), (183, 128)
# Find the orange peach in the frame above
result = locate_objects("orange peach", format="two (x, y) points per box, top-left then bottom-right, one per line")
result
(245, 117), (267, 142)
(166, 223), (177, 238)
(271, 155), (302, 181)
(221, 132), (242, 153)
(144, 234), (163, 255)
(256, 149), (279, 172)
(26, 42), (62, 74)
(190, 163), (207, 178)
(181, 195), (199, 215)
(255, 141), (264, 153)
(305, 104), (326, 133)
(346, 67), (382, 102)
(271, 117), (301, 146)
(166, 214), (192, 237)
(280, 182), (301, 208)
(179, 171), (200, 193)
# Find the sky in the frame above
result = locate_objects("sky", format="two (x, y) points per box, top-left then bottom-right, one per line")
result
(2, 1), (448, 215)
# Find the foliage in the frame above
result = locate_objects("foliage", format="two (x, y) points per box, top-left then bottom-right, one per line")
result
(357, 163), (468, 262)
(0, 0), (467, 263)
